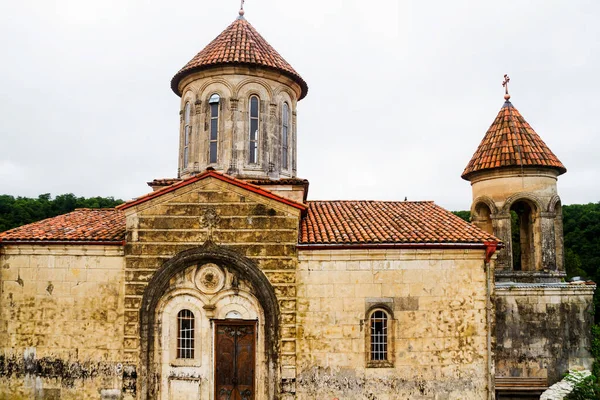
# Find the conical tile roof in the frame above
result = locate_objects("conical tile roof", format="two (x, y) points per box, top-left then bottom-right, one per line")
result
(462, 100), (566, 180)
(171, 16), (308, 99)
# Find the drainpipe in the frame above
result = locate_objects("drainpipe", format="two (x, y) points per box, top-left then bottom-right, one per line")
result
(484, 241), (498, 400)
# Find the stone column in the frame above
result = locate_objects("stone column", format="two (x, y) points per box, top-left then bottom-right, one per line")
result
(492, 212), (512, 271)
(292, 110), (297, 176)
(540, 212), (557, 271)
(229, 98), (240, 175)
(268, 102), (279, 178)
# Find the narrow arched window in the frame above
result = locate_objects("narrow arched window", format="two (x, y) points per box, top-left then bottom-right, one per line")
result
(183, 102), (192, 167)
(370, 310), (388, 362)
(177, 309), (195, 359)
(249, 96), (259, 164)
(282, 103), (289, 169)
(209, 94), (220, 164)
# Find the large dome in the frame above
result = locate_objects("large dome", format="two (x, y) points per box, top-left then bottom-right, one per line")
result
(171, 16), (308, 99)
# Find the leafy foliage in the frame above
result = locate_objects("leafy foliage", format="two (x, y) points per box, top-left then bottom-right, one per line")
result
(564, 374), (600, 400)
(452, 211), (470, 222)
(563, 203), (600, 283)
(0, 194), (123, 232)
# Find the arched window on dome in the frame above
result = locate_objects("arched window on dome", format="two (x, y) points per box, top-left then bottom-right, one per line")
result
(209, 94), (220, 164)
(177, 309), (195, 359)
(249, 95), (260, 164)
(282, 103), (289, 170)
(183, 102), (192, 168)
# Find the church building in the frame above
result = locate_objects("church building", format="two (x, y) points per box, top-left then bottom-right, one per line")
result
(0, 6), (595, 400)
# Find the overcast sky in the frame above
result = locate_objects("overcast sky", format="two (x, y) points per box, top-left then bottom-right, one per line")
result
(1, 0), (599, 210)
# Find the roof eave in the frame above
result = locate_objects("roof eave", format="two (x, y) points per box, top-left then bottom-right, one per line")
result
(461, 164), (567, 182)
(297, 242), (503, 251)
(170, 63), (309, 100)
(0, 239), (126, 246)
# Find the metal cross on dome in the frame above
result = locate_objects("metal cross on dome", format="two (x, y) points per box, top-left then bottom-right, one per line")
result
(239, 0), (246, 17)
(502, 74), (511, 100)
(240, 0), (245, 11)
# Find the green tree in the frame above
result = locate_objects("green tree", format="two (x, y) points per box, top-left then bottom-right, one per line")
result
(0, 194), (123, 232)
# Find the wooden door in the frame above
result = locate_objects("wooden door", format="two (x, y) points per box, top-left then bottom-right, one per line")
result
(215, 321), (256, 400)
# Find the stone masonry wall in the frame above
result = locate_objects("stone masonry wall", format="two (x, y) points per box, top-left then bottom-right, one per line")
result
(296, 248), (493, 400)
(495, 284), (595, 385)
(123, 177), (302, 398)
(0, 245), (126, 400)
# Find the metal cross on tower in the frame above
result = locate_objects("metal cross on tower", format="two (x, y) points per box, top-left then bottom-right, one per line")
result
(502, 74), (511, 100)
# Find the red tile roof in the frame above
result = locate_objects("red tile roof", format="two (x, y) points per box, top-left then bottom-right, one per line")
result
(299, 201), (498, 246)
(0, 209), (125, 244)
(171, 17), (308, 99)
(0, 200), (499, 247)
(118, 169), (308, 212)
(462, 101), (566, 180)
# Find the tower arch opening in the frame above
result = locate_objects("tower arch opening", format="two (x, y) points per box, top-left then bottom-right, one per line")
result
(510, 199), (538, 272)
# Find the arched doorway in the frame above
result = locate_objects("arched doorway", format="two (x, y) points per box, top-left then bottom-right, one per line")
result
(139, 244), (280, 400)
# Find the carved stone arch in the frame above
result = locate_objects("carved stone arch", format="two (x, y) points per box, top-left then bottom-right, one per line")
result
(155, 287), (212, 318)
(501, 192), (544, 215)
(471, 196), (499, 217)
(548, 194), (562, 214)
(366, 302), (395, 319)
(196, 78), (234, 100)
(235, 78), (274, 101)
(181, 89), (196, 105)
(273, 86), (297, 107)
(139, 241), (280, 400)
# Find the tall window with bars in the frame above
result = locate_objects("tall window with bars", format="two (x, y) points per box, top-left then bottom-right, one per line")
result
(177, 309), (195, 359)
(370, 310), (388, 361)
(282, 103), (289, 169)
(366, 308), (393, 367)
(209, 94), (220, 164)
(183, 102), (191, 168)
(249, 95), (259, 164)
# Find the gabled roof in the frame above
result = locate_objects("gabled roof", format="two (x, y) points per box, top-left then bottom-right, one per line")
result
(118, 169), (308, 212)
(171, 16), (308, 99)
(299, 201), (498, 247)
(0, 209), (125, 244)
(0, 199), (499, 248)
(462, 100), (566, 180)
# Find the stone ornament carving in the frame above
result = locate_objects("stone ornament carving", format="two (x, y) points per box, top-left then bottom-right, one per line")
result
(200, 207), (220, 229)
(195, 263), (225, 294)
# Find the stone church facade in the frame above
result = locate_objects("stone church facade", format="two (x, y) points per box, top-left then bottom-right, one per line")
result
(0, 9), (595, 400)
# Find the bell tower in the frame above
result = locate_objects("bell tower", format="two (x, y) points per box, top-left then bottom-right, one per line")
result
(170, 8), (308, 181)
(462, 76), (567, 283)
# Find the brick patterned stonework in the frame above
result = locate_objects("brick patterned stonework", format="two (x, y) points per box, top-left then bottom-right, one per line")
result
(296, 248), (492, 399)
(0, 245), (127, 399)
(122, 176), (303, 398)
